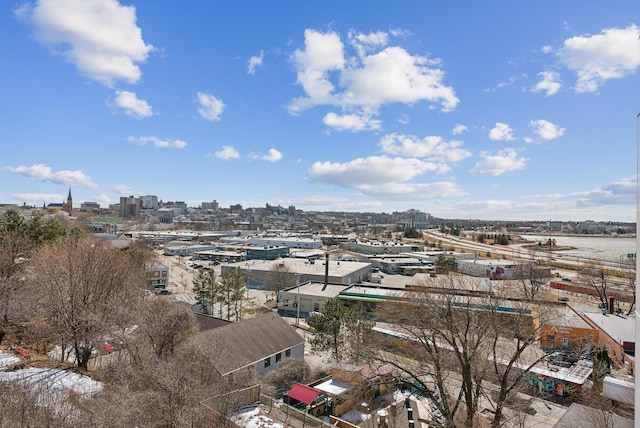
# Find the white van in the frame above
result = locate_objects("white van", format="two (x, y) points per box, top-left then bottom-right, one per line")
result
(370, 274), (383, 283)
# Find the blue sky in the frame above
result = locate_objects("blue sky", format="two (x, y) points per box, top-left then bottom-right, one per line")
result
(1, 1), (639, 222)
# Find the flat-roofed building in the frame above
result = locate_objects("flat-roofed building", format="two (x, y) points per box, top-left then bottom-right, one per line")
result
(222, 257), (373, 289)
(342, 240), (424, 255)
(278, 282), (348, 318)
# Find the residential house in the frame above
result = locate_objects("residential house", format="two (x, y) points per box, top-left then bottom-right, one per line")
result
(145, 261), (169, 289)
(196, 313), (305, 380)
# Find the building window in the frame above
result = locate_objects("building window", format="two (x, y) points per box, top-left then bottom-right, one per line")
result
(285, 349), (291, 358)
(546, 335), (555, 342)
(276, 353), (282, 363)
(561, 338), (569, 348)
(283, 299), (289, 307)
(264, 357), (271, 368)
(313, 303), (320, 312)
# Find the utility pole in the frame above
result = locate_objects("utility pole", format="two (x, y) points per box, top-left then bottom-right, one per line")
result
(295, 275), (300, 327)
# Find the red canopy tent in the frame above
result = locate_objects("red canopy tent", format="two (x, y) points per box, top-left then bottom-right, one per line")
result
(286, 383), (323, 405)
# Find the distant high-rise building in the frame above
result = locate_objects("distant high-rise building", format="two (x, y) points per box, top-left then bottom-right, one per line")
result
(202, 200), (219, 211)
(402, 209), (431, 229)
(80, 201), (100, 212)
(119, 196), (141, 218)
(139, 195), (159, 210)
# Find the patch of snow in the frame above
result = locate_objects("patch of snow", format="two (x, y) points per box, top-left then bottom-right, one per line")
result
(0, 367), (103, 396)
(231, 405), (283, 428)
(0, 351), (20, 370)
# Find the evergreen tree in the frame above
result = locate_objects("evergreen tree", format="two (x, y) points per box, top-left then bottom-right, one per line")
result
(192, 269), (219, 315)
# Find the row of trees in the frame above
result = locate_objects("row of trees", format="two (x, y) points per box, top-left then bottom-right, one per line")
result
(192, 268), (247, 321)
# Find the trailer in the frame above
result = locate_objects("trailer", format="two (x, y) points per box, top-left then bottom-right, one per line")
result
(602, 376), (634, 405)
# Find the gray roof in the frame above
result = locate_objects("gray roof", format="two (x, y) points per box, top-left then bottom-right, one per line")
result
(554, 403), (633, 428)
(198, 313), (305, 376)
(582, 312), (635, 345)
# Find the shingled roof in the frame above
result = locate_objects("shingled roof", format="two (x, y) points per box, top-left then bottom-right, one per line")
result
(197, 313), (305, 376)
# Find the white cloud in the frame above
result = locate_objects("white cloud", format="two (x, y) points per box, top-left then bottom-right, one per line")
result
(340, 46), (458, 111)
(577, 176), (637, 206)
(452, 124), (468, 135)
(261, 148), (283, 162)
(529, 119), (565, 141)
(197, 92), (225, 121)
(94, 193), (111, 206)
(379, 133), (471, 163)
(470, 148), (527, 176)
(214, 146), (240, 160)
(357, 181), (466, 199)
(489, 122), (515, 141)
(348, 29), (389, 58)
(308, 155), (464, 200)
(309, 156), (441, 187)
(11, 193), (64, 205)
(484, 75), (520, 93)
(289, 28), (458, 123)
(323, 112), (382, 132)
(4, 164), (97, 188)
(289, 29), (345, 114)
(114, 184), (135, 194)
(531, 71), (562, 96)
(281, 195), (385, 213)
(110, 90), (152, 118)
(557, 24), (640, 92)
(128, 136), (187, 149)
(247, 50), (264, 75)
(15, 0), (154, 87)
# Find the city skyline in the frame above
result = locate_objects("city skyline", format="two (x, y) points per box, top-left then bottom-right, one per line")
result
(2, 1), (639, 222)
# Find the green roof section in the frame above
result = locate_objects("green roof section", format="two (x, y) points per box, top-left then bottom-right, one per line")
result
(94, 217), (123, 223)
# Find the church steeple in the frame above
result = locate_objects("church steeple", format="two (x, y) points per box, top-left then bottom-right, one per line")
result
(62, 187), (73, 214)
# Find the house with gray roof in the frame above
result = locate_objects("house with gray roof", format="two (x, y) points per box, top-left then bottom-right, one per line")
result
(196, 313), (305, 379)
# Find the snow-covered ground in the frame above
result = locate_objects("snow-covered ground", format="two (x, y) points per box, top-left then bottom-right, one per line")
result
(0, 351), (20, 369)
(1, 350), (102, 401)
(0, 367), (103, 397)
(231, 405), (284, 428)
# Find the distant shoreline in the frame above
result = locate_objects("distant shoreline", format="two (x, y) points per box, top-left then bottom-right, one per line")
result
(520, 233), (635, 239)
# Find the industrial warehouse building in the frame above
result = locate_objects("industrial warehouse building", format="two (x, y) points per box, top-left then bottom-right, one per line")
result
(222, 257), (373, 289)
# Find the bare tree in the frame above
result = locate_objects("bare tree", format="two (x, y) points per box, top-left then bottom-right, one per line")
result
(27, 236), (145, 370)
(265, 261), (297, 298)
(372, 274), (560, 427)
(129, 297), (199, 363)
(512, 263), (550, 300)
(0, 376), (82, 427)
(262, 358), (312, 392)
(579, 262), (610, 311)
